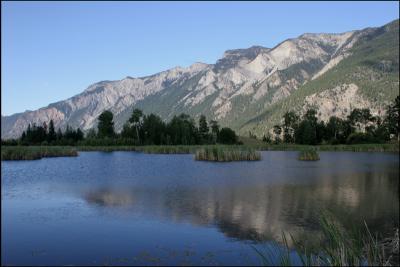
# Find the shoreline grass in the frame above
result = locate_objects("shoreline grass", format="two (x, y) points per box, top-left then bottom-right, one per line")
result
(195, 146), (261, 161)
(254, 143), (399, 153)
(1, 143), (398, 161)
(76, 143), (399, 153)
(1, 146), (78, 160)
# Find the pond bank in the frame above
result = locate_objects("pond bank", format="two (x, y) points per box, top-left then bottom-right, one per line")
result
(78, 143), (399, 153)
(2, 143), (398, 160)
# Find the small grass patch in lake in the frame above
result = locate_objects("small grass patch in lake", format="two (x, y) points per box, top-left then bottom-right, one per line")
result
(1, 146), (78, 160)
(195, 146), (261, 162)
(298, 149), (320, 161)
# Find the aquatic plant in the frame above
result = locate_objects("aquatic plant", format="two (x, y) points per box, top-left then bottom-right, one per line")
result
(252, 213), (399, 266)
(298, 149), (320, 161)
(195, 146), (261, 161)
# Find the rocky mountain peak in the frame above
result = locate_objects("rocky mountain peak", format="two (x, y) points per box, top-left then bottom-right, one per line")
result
(215, 45), (270, 71)
(2, 19), (398, 139)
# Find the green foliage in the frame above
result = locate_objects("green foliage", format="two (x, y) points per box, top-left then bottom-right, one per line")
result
(262, 133), (272, 144)
(270, 97), (399, 146)
(12, 108), (239, 147)
(56, 128), (63, 141)
(304, 109), (318, 126)
(141, 113), (166, 145)
(209, 120), (220, 143)
(273, 125), (282, 144)
(121, 122), (134, 139)
(16, 121), (83, 146)
(85, 128), (97, 139)
(386, 95), (400, 140)
(346, 132), (373, 144)
(127, 108), (144, 143)
(47, 120), (56, 142)
(97, 110), (115, 138)
(325, 116), (347, 144)
(218, 127), (238, 144)
(167, 113), (200, 145)
(295, 120), (316, 145)
(347, 108), (374, 132)
(283, 111), (299, 143)
(1, 139), (18, 146)
(198, 114), (211, 143)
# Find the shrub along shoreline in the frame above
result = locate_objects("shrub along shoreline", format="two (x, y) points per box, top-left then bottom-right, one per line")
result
(1, 146), (78, 160)
(1, 143), (398, 161)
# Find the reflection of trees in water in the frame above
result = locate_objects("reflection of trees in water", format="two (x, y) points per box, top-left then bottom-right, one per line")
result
(82, 170), (398, 244)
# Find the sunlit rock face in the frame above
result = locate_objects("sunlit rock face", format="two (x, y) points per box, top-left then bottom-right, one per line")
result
(302, 83), (387, 122)
(2, 20), (398, 139)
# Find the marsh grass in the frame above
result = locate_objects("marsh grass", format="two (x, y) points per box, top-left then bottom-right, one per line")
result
(137, 145), (198, 154)
(1, 146), (78, 160)
(195, 146), (261, 161)
(252, 212), (399, 266)
(76, 145), (137, 152)
(77, 145), (199, 154)
(255, 143), (399, 152)
(2, 142), (398, 161)
(298, 149), (320, 161)
(77, 143), (399, 154)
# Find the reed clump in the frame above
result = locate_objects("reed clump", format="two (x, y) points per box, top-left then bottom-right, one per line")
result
(298, 150), (320, 161)
(1, 146), (78, 160)
(252, 212), (399, 266)
(195, 146), (261, 162)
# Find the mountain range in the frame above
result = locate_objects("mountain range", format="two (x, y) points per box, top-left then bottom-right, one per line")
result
(2, 19), (398, 139)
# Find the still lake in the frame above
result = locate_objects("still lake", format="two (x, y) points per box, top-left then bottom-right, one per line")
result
(1, 151), (399, 265)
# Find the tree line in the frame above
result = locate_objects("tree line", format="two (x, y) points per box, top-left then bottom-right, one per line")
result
(84, 109), (238, 146)
(2, 96), (398, 146)
(1, 120), (84, 146)
(263, 96), (399, 145)
(1, 110), (238, 146)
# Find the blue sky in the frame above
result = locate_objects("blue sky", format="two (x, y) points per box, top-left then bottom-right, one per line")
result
(1, 1), (399, 116)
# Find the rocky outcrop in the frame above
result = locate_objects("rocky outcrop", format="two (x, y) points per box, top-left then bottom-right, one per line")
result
(302, 83), (386, 122)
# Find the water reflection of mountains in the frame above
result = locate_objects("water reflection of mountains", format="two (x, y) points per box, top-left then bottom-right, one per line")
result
(84, 171), (398, 243)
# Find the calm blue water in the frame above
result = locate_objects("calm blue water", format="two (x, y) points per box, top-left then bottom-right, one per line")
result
(1, 151), (399, 265)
